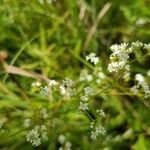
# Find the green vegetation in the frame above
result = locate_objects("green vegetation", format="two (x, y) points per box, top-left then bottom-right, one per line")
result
(0, 0), (150, 150)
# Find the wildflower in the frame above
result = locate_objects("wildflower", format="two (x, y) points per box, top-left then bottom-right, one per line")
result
(130, 85), (139, 94)
(131, 74), (150, 98)
(135, 18), (146, 27)
(59, 78), (75, 98)
(58, 135), (66, 144)
(80, 95), (88, 102)
(31, 81), (41, 87)
(79, 102), (89, 111)
(24, 119), (31, 128)
(26, 125), (48, 147)
(65, 141), (72, 150)
(86, 53), (99, 65)
(131, 41), (143, 48)
(147, 70), (150, 77)
(79, 69), (93, 82)
(108, 43), (133, 81)
(62, 78), (75, 88)
(26, 126), (41, 147)
(144, 44), (150, 50)
(84, 87), (93, 96)
(96, 109), (105, 118)
(40, 86), (50, 96)
(40, 108), (48, 119)
(60, 85), (67, 95)
(135, 74), (144, 84)
(89, 122), (94, 129)
(49, 80), (58, 87)
(96, 71), (106, 84)
(90, 125), (106, 140)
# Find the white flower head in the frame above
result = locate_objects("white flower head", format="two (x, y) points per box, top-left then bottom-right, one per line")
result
(58, 135), (66, 144)
(131, 41), (143, 49)
(49, 80), (58, 87)
(31, 81), (41, 87)
(147, 70), (150, 77)
(24, 119), (31, 128)
(26, 126), (41, 147)
(79, 69), (93, 82)
(40, 108), (48, 119)
(86, 53), (99, 65)
(96, 109), (105, 118)
(65, 141), (72, 149)
(135, 74), (144, 84)
(84, 87), (93, 96)
(89, 122), (94, 129)
(80, 95), (88, 102)
(79, 102), (89, 111)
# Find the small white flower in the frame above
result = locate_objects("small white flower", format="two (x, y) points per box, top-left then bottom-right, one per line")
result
(65, 141), (72, 149)
(24, 119), (31, 128)
(59, 85), (66, 95)
(95, 125), (106, 135)
(49, 80), (58, 87)
(130, 85), (139, 94)
(147, 70), (150, 77)
(89, 122), (94, 129)
(131, 41), (143, 48)
(96, 109), (105, 118)
(86, 53), (99, 65)
(58, 135), (66, 144)
(79, 102), (89, 111)
(40, 108), (48, 119)
(84, 87), (93, 96)
(135, 74), (144, 84)
(144, 44), (150, 50)
(26, 126), (41, 147)
(79, 69), (93, 82)
(26, 125), (48, 147)
(62, 78), (75, 88)
(90, 131), (97, 140)
(80, 95), (88, 102)
(31, 81), (41, 87)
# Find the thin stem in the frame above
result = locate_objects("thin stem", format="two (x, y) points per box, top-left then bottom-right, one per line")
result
(3, 35), (38, 83)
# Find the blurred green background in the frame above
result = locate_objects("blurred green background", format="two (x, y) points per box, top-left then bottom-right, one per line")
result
(0, 0), (150, 149)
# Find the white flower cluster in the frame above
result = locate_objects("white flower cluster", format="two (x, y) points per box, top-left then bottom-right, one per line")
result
(147, 70), (150, 77)
(40, 79), (58, 96)
(86, 53), (99, 65)
(31, 78), (75, 100)
(79, 96), (89, 111)
(131, 74), (150, 98)
(108, 41), (150, 81)
(40, 108), (48, 119)
(90, 122), (106, 140)
(31, 81), (41, 87)
(24, 119), (31, 128)
(26, 125), (48, 147)
(131, 41), (143, 49)
(96, 109), (105, 118)
(58, 135), (72, 150)
(79, 69), (93, 82)
(79, 87), (93, 111)
(144, 44), (150, 50)
(59, 78), (75, 98)
(95, 69), (106, 84)
(108, 43), (132, 80)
